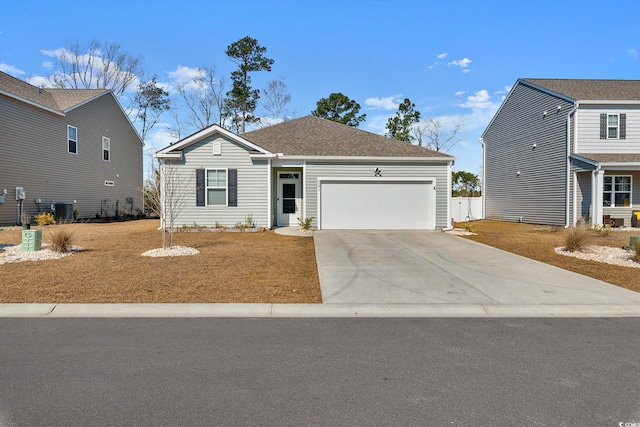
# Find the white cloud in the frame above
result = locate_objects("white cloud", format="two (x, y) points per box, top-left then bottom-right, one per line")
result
(167, 65), (203, 84)
(437, 52), (447, 59)
(455, 90), (466, 96)
(0, 63), (25, 76)
(448, 57), (472, 73)
(363, 113), (393, 135)
(25, 75), (50, 87)
(626, 48), (638, 59)
(42, 61), (53, 69)
(462, 89), (492, 110)
(364, 94), (403, 111)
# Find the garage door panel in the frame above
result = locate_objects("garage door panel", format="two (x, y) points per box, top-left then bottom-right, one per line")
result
(319, 180), (434, 230)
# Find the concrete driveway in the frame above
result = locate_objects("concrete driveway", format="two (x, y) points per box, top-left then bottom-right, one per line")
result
(314, 230), (640, 306)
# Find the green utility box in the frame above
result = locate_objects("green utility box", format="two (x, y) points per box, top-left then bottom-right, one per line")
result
(22, 229), (42, 252)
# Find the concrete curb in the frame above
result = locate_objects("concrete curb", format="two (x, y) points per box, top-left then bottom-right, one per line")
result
(2, 303), (640, 318)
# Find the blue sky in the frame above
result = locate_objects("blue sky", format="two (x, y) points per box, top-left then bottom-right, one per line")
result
(1, 0), (639, 175)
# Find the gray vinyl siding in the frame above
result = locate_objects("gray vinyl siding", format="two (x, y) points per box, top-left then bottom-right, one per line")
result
(0, 92), (142, 225)
(575, 172), (592, 222)
(172, 134), (269, 227)
(482, 82), (573, 225)
(304, 161), (450, 228)
(576, 106), (640, 153)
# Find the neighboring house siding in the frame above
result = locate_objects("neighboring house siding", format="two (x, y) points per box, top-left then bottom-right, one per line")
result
(173, 135), (269, 227)
(64, 94), (142, 218)
(575, 171), (592, 222)
(0, 92), (142, 224)
(304, 161), (450, 228)
(483, 83), (573, 225)
(576, 106), (640, 153)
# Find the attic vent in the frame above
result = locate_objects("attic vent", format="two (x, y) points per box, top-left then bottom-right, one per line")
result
(213, 142), (221, 155)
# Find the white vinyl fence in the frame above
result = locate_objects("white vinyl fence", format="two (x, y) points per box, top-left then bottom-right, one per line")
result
(450, 197), (483, 222)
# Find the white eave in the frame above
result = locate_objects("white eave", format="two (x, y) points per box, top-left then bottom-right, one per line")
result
(576, 100), (640, 105)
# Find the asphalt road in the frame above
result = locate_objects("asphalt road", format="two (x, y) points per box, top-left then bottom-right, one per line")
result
(0, 318), (639, 426)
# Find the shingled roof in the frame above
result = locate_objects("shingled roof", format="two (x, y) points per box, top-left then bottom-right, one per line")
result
(242, 115), (453, 158)
(0, 71), (108, 112)
(521, 78), (640, 101)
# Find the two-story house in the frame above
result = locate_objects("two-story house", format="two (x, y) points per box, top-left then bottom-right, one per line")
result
(481, 78), (640, 227)
(0, 71), (143, 225)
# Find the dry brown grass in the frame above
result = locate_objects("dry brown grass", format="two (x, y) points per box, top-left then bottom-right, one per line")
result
(0, 220), (321, 303)
(3, 219), (639, 303)
(458, 220), (640, 294)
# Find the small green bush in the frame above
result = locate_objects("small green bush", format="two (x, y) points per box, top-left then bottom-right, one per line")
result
(36, 212), (55, 227)
(297, 217), (314, 231)
(591, 224), (611, 237)
(562, 224), (589, 252)
(462, 222), (476, 233)
(47, 227), (75, 253)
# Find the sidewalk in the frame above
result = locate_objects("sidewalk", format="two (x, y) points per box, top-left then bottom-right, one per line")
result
(2, 303), (640, 318)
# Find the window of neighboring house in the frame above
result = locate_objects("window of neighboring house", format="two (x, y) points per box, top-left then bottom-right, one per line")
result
(206, 169), (227, 205)
(102, 137), (110, 161)
(608, 114), (619, 139)
(603, 176), (631, 207)
(600, 113), (626, 139)
(68, 125), (78, 154)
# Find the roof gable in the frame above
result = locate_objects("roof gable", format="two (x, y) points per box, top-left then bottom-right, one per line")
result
(242, 116), (453, 159)
(155, 124), (272, 159)
(0, 71), (110, 113)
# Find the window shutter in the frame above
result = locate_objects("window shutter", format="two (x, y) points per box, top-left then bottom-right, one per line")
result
(600, 113), (607, 139)
(196, 169), (205, 206)
(228, 169), (237, 207)
(620, 113), (626, 139)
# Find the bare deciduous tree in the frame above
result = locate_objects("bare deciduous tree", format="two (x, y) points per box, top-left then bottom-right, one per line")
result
(412, 117), (464, 152)
(145, 159), (192, 249)
(47, 39), (144, 97)
(175, 65), (227, 132)
(259, 78), (292, 125)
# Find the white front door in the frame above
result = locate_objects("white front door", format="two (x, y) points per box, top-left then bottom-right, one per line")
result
(277, 172), (301, 226)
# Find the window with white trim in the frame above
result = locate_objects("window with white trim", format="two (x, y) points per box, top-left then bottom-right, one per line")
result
(102, 137), (110, 161)
(206, 169), (227, 205)
(603, 175), (631, 207)
(68, 125), (78, 154)
(607, 114), (619, 139)
(600, 113), (626, 139)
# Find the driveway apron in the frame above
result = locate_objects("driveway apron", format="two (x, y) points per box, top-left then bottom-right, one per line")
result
(313, 230), (640, 305)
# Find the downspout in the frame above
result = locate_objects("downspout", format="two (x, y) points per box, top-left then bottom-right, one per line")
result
(442, 160), (454, 231)
(267, 158), (272, 228)
(565, 102), (578, 228)
(478, 137), (485, 221)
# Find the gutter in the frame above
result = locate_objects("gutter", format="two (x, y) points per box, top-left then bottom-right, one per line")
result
(565, 102), (578, 228)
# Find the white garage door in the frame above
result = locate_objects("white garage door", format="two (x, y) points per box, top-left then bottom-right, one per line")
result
(318, 178), (435, 230)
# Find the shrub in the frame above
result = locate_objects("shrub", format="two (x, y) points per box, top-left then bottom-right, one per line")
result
(591, 224), (611, 237)
(36, 212), (55, 227)
(297, 217), (314, 231)
(634, 240), (640, 263)
(47, 227), (75, 253)
(562, 224), (589, 252)
(462, 222), (476, 233)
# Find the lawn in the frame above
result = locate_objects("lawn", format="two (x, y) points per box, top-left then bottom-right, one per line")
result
(458, 220), (640, 294)
(1, 219), (639, 304)
(0, 220), (321, 303)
